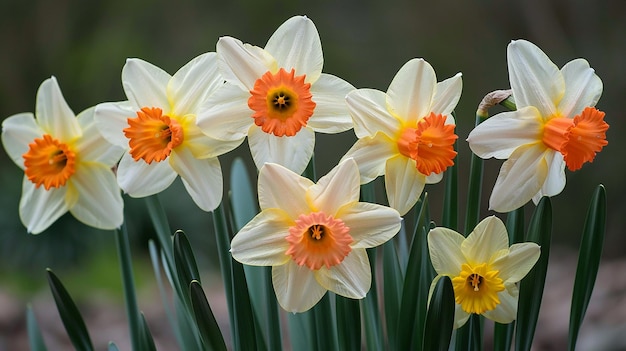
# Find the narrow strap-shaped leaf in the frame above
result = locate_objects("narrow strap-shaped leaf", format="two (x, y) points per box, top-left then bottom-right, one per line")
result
(464, 113), (488, 234)
(173, 230), (202, 293)
(287, 311), (315, 351)
(336, 296), (361, 351)
(26, 304), (47, 351)
(313, 294), (337, 351)
(231, 253), (259, 351)
(442, 140), (459, 231)
(145, 195), (175, 273)
(115, 224), (142, 351)
(382, 239), (402, 350)
(263, 266), (282, 351)
(422, 276), (454, 351)
(190, 280), (228, 351)
(212, 203), (237, 347)
(361, 247), (383, 350)
(46, 269), (94, 351)
(139, 312), (157, 351)
(108, 342), (120, 351)
(515, 196), (552, 351)
(568, 185), (606, 351)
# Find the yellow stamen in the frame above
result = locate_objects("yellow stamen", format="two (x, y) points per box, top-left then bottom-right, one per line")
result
(123, 107), (184, 164)
(23, 134), (76, 190)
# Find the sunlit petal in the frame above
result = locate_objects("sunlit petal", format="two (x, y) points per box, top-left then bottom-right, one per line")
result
(340, 134), (396, 183)
(258, 162), (313, 217)
(168, 52), (224, 116)
(1, 113), (43, 169)
(492, 243), (541, 283)
(196, 83), (253, 141)
(558, 58), (603, 118)
(387, 58), (436, 123)
(427, 227), (465, 276)
(337, 202), (401, 248)
(122, 58), (171, 109)
(94, 101), (136, 148)
(307, 73), (355, 133)
(462, 216), (509, 263)
(482, 284), (518, 324)
(116, 153), (177, 197)
(532, 151), (565, 204)
(231, 208), (292, 266)
(19, 178), (69, 234)
(308, 159), (360, 215)
(431, 72), (463, 117)
(75, 107), (124, 166)
(316, 249), (370, 299)
(248, 125), (315, 175)
(169, 148), (223, 212)
(346, 89), (400, 138)
(35, 77), (81, 141)
(385, 155), (426, 216)
(217, 37), (276, 91)
(273, 262), (327, 313)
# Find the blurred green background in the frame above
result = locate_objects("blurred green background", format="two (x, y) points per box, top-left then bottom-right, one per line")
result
(0, 0), (624, 347)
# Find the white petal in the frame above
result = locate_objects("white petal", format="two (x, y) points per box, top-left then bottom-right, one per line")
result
(196, 83), (253, 141)
(116, 153), (177, 197)
(265, 16), (323, 83)
(122, 58), (171, 109)
(431, 72), (463, 117)
(316, 249), (371, 299)
(168, 52), (224, 116)
(467, 107), (544, 159)
(425, 172), (444, 184)
(217, 37), (275, 90)
(1, 113), (43, 169)
(453, 303), (471, 329)
(337, 202), (401, 248)
(306, 73), (355, 133)
(492, 243), (540, 283)
(462, 216), (509, 264)
(386, 59), (436, 123)
(534, 151), (566, 201)
(68, 163), (123, 230)
(94, 101), (136, 148)
(258, 163), (313, 218)
(489, 143), (550, 213)
(346, 89), (400, 138)
(169, 148), (223, 212)
(483, 284), (518, 324)
(230, 208), (292, 267)
(558, 58), (603, 118)
(385, 155), (426, 216)
(183, 121), (243, 159)
(340, 134), (396, 183)
(507, 40), (562, 118)
(35, 77), (81, 141)
(248, 125), (315, 175)
(75, 107), (124, 166)
(427, 227), (465, 276)
(273, 261), (327, 313)
(308, 159), (360, 215)
(19, 178), (69, 234)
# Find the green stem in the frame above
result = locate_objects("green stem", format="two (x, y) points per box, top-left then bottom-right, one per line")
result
(115, 223), (141, 351)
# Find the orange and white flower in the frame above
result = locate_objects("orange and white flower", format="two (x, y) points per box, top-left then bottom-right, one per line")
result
(428, 216), (540, 328)
(467, 40), (608, 212)
(1, 77), (124, 234)
(340, 59), (462, 215)
(94, 53), (240, 211)
(196, 15), (355, 174)
(230, 159), (401, 312)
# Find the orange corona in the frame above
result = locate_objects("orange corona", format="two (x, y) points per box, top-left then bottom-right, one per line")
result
(123, 107), (184, 164)
(23, 134), (76, 190)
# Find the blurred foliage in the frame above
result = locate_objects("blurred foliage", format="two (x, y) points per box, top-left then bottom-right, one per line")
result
(0, 0), (624, 283)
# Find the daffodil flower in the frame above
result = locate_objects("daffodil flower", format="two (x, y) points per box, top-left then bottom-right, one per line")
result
(467, 40), (608, 212)
(230, 159), (401, 312)
(1, 77), (124, 234)
(340, 58), (462, 215)
(196, 15), (355, 174)
(428, 216), (540, 328)
(94, 52), (241, 211)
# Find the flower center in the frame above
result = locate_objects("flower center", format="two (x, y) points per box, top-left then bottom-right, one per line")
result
(248, 68), (316, 137)
(397, 112), (458, 175)
(285, 212), (353, 270)
(23, 134), (76, 190)
(123, 107), (184, 164)
(542, 107), (609, 171)
(451, 263), (505, 315)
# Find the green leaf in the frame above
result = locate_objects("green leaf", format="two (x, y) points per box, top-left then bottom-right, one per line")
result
(173, 230), (201, 291)
(464, 114), (488, 234)
(361, 247), (383, 351)
(287, 311), (315, 351)
(212, 204), (237, 348)
(231, 250), (259, 351)
(26, 304), (47, 351)
(568, 185), (606, 351)
(46, 269), (94, 351)
(108, 342), (120, 351)
(515, 197), (552, 351)
(114, 225), (142, 351)
(336, 296), (361, 351)
(190, 280), (228, 351)
(139, 312), (157, 351)
(422, 276), (454, 351)
(312, 294), (337, 351)
(382, 239), (402, 350)
(442, 140), (458, 231)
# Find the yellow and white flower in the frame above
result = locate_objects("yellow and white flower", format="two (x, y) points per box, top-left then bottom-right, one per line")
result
(1, 77), (124, 234)
(467, 40), (608, 212)
(230, 159), (401, 312)
(196, 15), (355, 174)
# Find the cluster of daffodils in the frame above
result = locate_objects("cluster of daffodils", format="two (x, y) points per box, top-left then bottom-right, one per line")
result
(1, 15), (608, 321)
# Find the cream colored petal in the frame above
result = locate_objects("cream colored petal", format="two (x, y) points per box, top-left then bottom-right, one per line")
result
(425, 172), (444, 184)
(94, 101), (136, 148)
(558, 58), (603, 118)
(507, 40), (562, 118)
(196, 83), (253, 142)
(19, 178), (69, 234)
(168, 52), (223, 116)
(316, 249), (371, 299)
(230, 208), (292, 267)
(122, 58), (171, 109)
(169, 148), (222, 212)
(116, 153), (177, 197)
(69, 163), (123, 230)
(453, 304), (471, 329)
(308, 159), (360, 215)
(257, 162), (313, 218)
(306, 73), (355, 133)
(386, 58), (436, 124)
(340, 134), (396, 183)
(532, 151), (565, 204)
(1, 113), (43, 169)
(489, 143), (550, 213)
(273, 261), (327, 313)
(462, 216), (509, 264)
(467, 106), (544, 160)
(75, 107), (124, 166)
(217, 36), (275, 90)
(265, 15), (323, 83)
(431, 72), (463, 117)
(336, 202), (401, 248)
(427, 227), (465, 276)
(183, 121), (243, 159)
(385, 155), (426, 216)
(346, 89), (400, 139)
(248, 125), (315, 175)
(482, 284), (518, 324)
(492, 243), (540, 283)
(35, 77), (81, 141)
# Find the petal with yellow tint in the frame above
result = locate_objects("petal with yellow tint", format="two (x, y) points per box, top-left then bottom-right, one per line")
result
(1, 113), (43, 169)
(385, 155), (426, 216)
(272, 261), (327, 313)
(346, 88), (399, 139)
(94, 101), (136, 148)
(431, 72), (463, 118)
(36, 77), (81, 141)
(75, 107), (124, 166)
(492, 243), (540, 283)
(386, 58), (436, 124)
(122, 58), (171, 110)
(337, 202), (401, 249)
(427, 228), (465, 276)
(196, 83), (253, 142)
(558, 58), (603, 118)
(258, 163), (312, 218)
(308, 159), (360, 215)
(248, 124), (315, 174)
(168, 52), (223, 116)
(116, 153), (177, 197)
(462, 216), (509, 264)
(340, 133), (396, 183)
(482, 284), (518, 324)
(316, 248), (370, 299)
(306, 73), (355, 133)
(169, 148), (222, 212)
(19, 177), (69, 234)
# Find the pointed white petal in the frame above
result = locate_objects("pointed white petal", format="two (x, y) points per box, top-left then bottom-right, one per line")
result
(425, 172), (444, 184)
(387, 59), (436, 123)
(1, 113), (43, 169)
(169, 148), (223, 212)
(168, 52), (224, 116)
(273, 261), (327, 313)
(558, 58), (603, 118)
(75, 107), (124, 166)
(248, 125), (315, 175)
(308, 159), (360, 215)
(306, 73), (355, 133)
(19, 178), (69, 234)
(94, 101), (136, 148)
(35, 77), (81, 141)
(196, 83), (253, 141)
(462, 216), (509, 263)
(116, 153), (177, 197)
(427, 227), (465, 276)
(340, 134), (396, 183)
(492, 243), (540, 283)
(467, 106), (544, 159)
(337, 202), (401, 248)
(258, 162), (313, 218)
(316, 249), (371, 299)
(217, 37), (275, 90)
(507, 40), (562, 118)
(230, 208), (292, 266)
(122, 58), (171, 109)
(483, 284), (518, 324)
(431, 72), (463, 116)
(385, 155), (426, 216)
(265, 16), (323, 83)
(183, 121), (243, 159)
(453, 304), (472, 329)
(346, 89), (400, 138)
(536, 151), (566, 199)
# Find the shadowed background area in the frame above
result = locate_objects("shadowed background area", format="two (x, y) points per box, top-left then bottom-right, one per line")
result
(0, 0), (624, 349)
